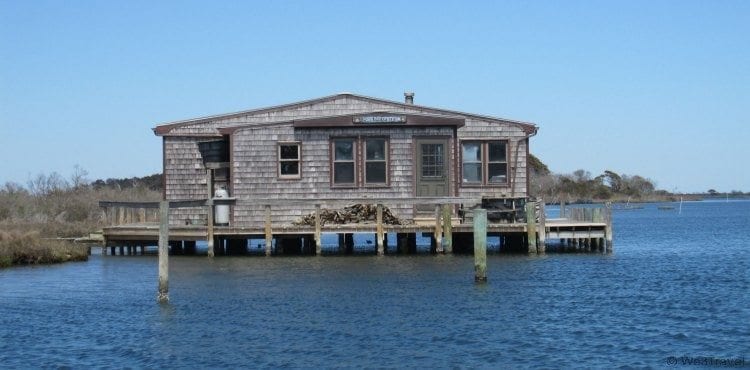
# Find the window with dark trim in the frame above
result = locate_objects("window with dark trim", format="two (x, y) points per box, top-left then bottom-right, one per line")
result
(330, 137), (390, 188)
(332, 139), (356, 185)
(462, 142), (482, 183)
(487, 141), (507, 183)
(278, 142), (301, 179)
(461, 140), (508, 185)
(364, 138), (388, 185)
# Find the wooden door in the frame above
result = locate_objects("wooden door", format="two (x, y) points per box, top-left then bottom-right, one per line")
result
(416, 139), (450, 212)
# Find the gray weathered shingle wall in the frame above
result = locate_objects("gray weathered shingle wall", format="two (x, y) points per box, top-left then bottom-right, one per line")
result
(457, 119), (529, 200)
(231, 124), (453, 226)
(161, 95), (532, 228)
(164, 137), (209, 226)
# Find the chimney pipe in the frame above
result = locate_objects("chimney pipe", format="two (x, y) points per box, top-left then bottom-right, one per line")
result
(404, 92), (414, 105)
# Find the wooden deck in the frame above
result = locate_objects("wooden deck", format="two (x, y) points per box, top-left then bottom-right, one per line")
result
(103, 219), (606, 240)
(99, 199), (613, 256)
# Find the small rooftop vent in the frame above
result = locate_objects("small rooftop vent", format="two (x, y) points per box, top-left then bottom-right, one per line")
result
(404, 92), (414, 104)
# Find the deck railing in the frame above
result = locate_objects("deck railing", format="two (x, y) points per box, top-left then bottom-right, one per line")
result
(99, 200), (216, 226)
(100, 196), (482, 257)
(561, 203), (611, 223)
(99, 201), (162, 226)
(99, 197), (481, 226)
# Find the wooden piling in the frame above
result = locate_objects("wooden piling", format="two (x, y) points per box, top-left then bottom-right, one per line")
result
(396, 233), (408, 254)
(207, 199), (215, 258)
(434, 204), (443, 253)
(315, 204), (322, 256)
(526, 201), (537, 254)
(264, 205), (272, 256)
(442, 204), (453, 254)
(605, 202), (613, 253)
(157, 200), (169, 303)
(473, 209), (488, 282)
(338, 233), (346, 254)
(344, 233), (354, 254)
(376, 204), (384, 255)
(538, 201), (546, 253)
(406, 233), (416, 254)
(184, 240), (196, 255)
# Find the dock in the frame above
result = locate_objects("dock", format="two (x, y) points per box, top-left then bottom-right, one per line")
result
(97, 198), (613, 301)
(99, 198), (613, 256)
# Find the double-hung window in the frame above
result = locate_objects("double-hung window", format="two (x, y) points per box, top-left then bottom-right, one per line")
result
(461, 140), (508, 185)
(278, 142), (301, 179)
(364, 138), (387, 185)
(332, 139), (356, 186)
(462, 142), (483, 183)
(331, 137), (389, 187)
(487, 141), (507, 183)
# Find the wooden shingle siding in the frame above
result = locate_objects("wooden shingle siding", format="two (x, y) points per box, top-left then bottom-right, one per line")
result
(164, 137), (210, 226)
(159, 94), (536, 228)
(231, 125), (453, 227)
(457, 119), (529, 199)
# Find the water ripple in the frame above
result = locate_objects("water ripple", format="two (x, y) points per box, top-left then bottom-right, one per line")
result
(1, 201), (749, 367)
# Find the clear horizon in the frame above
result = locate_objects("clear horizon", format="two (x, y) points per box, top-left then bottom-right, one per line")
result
(1, 1), (748, 193)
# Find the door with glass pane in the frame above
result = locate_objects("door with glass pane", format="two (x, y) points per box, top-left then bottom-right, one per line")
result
(416, 139), (450, 212)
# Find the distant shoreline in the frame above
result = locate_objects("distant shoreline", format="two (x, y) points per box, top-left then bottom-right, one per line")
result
(542, 194), (750, 205)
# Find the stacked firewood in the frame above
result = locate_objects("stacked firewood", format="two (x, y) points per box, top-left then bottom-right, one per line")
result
(293, 204), (404, 226)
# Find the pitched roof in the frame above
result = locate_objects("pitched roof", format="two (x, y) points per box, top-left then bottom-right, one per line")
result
(153, 92), (537, 135)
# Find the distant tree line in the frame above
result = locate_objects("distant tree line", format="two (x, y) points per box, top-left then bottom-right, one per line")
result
(0, 167), (161, 236)
(705, 189), (747, 196)
(529, 154), (665, 202)
(91, 173), (162, 192)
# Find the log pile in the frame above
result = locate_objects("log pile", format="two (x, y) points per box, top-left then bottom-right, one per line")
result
(293, 204), (405, 226)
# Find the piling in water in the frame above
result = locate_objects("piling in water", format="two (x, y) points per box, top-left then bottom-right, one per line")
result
(434, 205), (443, 253)
(538, 201), (546, 253)
(605, 202), (613, 253)
(376, 204), (384, 255)
(157, 201), (169, 303)
(442, 204), (453, 254)
(473, 209), (487, 283)
(526, 201), (537, 254)
(264, 205), (273, 256)
(315, 204), (322, 256)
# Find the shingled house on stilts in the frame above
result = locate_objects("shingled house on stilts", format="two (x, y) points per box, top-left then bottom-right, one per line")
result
(100, 92), (612, 257)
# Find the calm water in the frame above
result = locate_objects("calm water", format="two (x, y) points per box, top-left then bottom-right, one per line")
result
(1, 201), (748, 368)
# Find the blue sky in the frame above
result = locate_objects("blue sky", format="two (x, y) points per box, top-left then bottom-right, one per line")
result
(1, 0), (747, 192)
